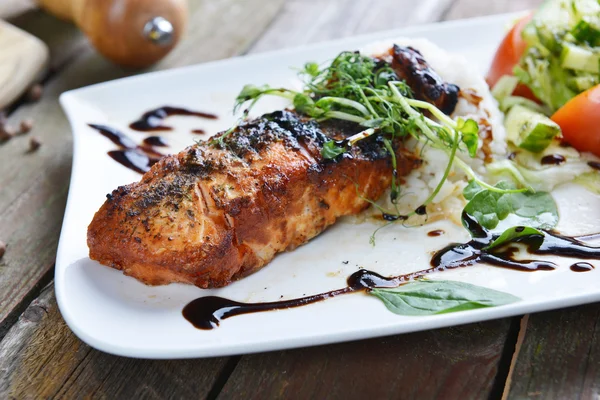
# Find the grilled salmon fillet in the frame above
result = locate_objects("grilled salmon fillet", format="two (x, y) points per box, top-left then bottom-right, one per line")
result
(88, 111), (418, 288)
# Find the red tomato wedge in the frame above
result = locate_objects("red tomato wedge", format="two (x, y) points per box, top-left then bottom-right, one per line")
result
(551, 85), (600, 157)
(486, 13), (537, 100)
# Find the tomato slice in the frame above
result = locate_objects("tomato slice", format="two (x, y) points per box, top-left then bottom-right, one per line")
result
(551, 85), (600, 156)
(486, 13), (536, 100)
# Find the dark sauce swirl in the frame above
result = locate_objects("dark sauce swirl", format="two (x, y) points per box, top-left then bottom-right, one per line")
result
(541, 154), (566, 165)
(88, 124), (166, 174)
(129, 106), (218, 132)
(427, 229), (444, 237)
(588, 161), (600, 171)
(570, 262), (594, 272)
(183, 212), (600, 330)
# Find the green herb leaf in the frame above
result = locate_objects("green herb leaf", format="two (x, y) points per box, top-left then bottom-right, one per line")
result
(463, 179), (485, 200)
(303, 62), (320, 77)
(321, 140), (346, 159)
(484, 226), (544, 251)
(360, 118), (386, 128)
(463, 181), (559, 230)
(293, 93), (320, 116)
(236, 84), (264, 103)
(370, 280), (520, 316)
(457, 118), (479, 158)
(571, 20), (600, 47)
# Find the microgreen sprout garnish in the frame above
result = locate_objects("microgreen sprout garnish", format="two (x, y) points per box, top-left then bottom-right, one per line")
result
(232, 49), (536, 235)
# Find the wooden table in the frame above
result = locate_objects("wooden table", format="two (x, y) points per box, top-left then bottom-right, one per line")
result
(2, 0), (599, 398)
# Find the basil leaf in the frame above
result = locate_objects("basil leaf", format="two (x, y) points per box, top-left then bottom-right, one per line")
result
(463, 181), (558, 230)
(463, 180), (484, 201)
(498, 191), (559, 229)
(370, 280), (520, 316)
(484, 226), (544, 251)
(321, 141), (346, 159)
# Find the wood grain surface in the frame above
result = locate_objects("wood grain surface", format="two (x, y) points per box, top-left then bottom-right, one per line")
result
(0, 283), (229, 399)
(445, 0), (541, 20)
(218, 319), (511, 400)
(5, 0), (600, 399)
(0, 0), (35, 19)
(504, 305), (600, 399)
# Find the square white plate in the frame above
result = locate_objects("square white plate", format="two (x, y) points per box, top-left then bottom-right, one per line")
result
(56, 12), (600, 359)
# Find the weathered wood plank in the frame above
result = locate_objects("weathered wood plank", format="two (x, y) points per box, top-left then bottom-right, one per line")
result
(0, 283), (229, 399)
(0, 0), (35, 19)
(503, 305), (600, 399)
(7, 9), (87, 73)
(219, 320), (511, 400)
(444, 0), (543, 20)
(249, 0), (454, 53)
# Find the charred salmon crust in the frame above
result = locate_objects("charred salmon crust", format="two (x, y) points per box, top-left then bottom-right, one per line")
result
(87, 111), (418, 288)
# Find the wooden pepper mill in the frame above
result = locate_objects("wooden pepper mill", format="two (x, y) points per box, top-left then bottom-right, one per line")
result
(37, 0), (188, 68)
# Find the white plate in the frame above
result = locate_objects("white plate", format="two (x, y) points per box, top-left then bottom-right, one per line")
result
(56, 12), (600, 359)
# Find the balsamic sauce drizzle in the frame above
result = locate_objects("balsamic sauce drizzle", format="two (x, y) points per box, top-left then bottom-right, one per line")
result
(183, 268), (437, 330)
(143, 136), (169, 147)
(129, 106), (218, 132)
(89, 124), (137, 149)
(88, 124), (167, 174)
(588, 161), (600, 171)
(570, 262), (594, 272)
(107, 150), (157, 174)
(183, 212), (600, 330)
(90, 105), (220, 171)
(427, 229), (444, 237)
(541, 154), (566, 165)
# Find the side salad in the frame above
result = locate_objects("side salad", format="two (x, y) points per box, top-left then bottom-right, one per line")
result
(488, 0), (600, 156)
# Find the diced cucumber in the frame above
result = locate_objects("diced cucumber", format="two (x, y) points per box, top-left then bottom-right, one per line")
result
(500, 96), (549, 114)
(516, 50), (577, 112)
(560, 42), (600, 73)
(536, 25), (563, 53)
(504, 105), (561, 153)
(534, 0), (600, 30)
(521, 21), (541, 47)
(567, 74), (599, 91)
(491, 75), (519, 101)
(531, 0), (600, 52)
(533, 0), (572, 29)
(571, 19), (600, 45)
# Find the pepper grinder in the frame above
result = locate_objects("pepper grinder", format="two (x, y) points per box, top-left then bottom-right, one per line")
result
(37, 0), (188, 68)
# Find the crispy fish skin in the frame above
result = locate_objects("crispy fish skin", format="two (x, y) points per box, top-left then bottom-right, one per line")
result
(88, 111), (417, 288)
